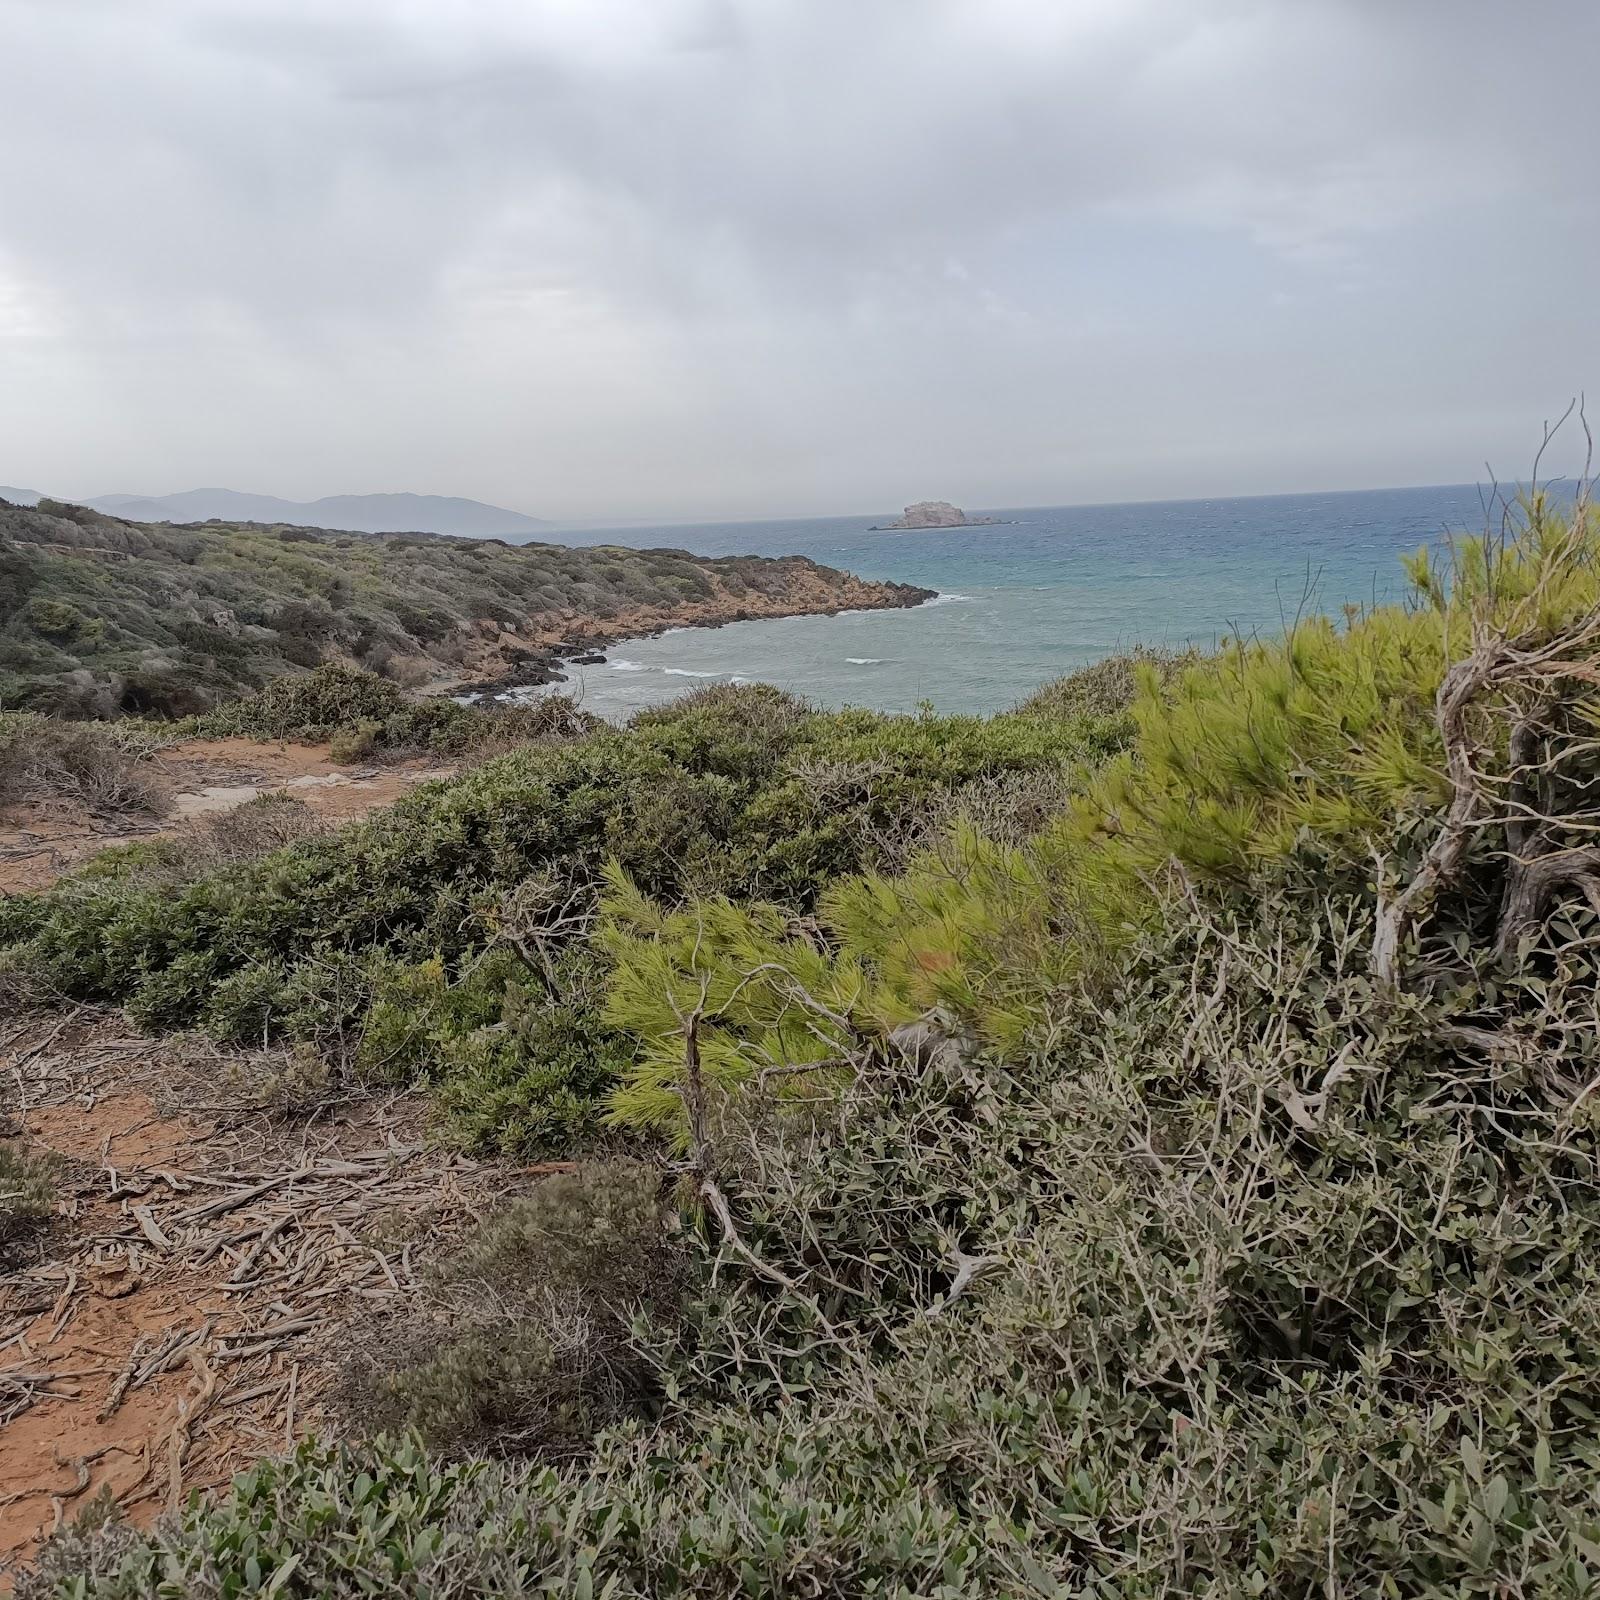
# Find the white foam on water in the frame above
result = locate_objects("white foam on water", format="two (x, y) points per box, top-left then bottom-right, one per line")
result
(845, 657), (886, 665)
(925, 592), (973, 606)
(608, 659), (647, 672)
(663, 667), (719, 678)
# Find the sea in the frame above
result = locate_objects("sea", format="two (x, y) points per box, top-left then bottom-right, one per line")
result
(524, 483), (1519, 721)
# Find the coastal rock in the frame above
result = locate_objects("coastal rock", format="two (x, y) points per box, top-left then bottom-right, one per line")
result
(871, 500), (1002, 531)
(3, 494), (937, 714)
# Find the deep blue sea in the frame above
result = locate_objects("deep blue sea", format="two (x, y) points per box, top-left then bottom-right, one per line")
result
(529, 484), (1503, 719)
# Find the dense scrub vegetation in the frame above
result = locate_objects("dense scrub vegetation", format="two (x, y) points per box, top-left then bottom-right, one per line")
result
(0, 680), (1110, 1152)
(335, 1161), (682, 1458)
(14, 493), (1600, 1597)
(183, 662), (600, 757)
(0, 496), (927, 717)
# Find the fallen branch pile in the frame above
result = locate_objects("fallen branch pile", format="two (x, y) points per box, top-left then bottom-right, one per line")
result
(0, 1011), (506, 1565)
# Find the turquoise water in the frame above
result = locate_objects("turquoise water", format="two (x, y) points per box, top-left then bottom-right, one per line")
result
(533, 484), (1502, 719)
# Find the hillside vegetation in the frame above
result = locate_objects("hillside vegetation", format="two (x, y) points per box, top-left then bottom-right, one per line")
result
(0, 496), (929, 717)
(2, 678), (1107, 1151)
(10, 490), (1600, 1597)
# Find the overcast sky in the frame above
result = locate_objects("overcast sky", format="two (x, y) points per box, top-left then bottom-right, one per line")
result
(2, 0), (1597, 522)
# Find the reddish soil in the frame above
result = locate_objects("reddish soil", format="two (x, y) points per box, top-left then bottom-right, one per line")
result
(0, 1012), (512, 1586)
(0, 738), (507, 1586)
(1, 1085), (214, 1563)
(0, 737), (451, 894)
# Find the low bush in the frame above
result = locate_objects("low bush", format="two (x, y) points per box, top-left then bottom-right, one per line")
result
(325, 718), (382, 763)
(336, 1162), (681, 1458)
(188, 664), (410, 740)
(187, 792), (328, 869)
(188, 664), (599, 758)
(1017, 642), (1198, 720)
(0, 1142), (58, 1269)
(0, 712), (173, 817)
(55, 796), (329, 905)
(0, 685), (1104, 1151)
(350, 947), (628, 1149)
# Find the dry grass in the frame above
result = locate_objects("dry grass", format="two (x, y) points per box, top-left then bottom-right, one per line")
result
(0, 715), (173, 819)
(59, 795), (329, 898)
(177, 794), (327, 872)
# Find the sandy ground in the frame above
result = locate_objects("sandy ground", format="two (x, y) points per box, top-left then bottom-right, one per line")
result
(0, 737), (451, 895)
(0, 1010), (533, 1585)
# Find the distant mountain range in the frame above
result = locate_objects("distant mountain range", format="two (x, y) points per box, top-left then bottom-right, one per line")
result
(0, 486), (547, 538)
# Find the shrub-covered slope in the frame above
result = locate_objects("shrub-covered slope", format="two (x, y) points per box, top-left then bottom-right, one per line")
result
(14, 495), (1600, 1599)
(1, 681), (1111, 1151)
(0, 496), (930, 716)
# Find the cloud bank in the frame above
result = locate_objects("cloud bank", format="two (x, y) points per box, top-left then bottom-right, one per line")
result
(2, 0), (1597, 519)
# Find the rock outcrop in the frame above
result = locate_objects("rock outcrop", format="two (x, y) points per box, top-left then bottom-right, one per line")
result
(870, 500), (1003, 531)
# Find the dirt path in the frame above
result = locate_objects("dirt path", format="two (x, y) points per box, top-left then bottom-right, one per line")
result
(0, 1010), (513, 1584)
(0, 737), (452, 894)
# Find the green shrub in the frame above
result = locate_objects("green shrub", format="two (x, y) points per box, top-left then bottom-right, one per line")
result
(187, 666), (599, 757)
(192, 664), (408, 740)
(337, 1162), (681, 1458)
(1, 689), (1100, 1151)
(1017, 643), (1198, 720)
(0, 1142), (58, 1268)
(429, 954), (633, 1153)
(22, 598), (88, 641)
(377, 693), (599, 756)
(326, 718), (382, 764)
(598, 862), (869, 1142)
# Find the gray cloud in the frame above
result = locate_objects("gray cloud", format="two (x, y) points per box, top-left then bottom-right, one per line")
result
(2, 0), (1596, 519)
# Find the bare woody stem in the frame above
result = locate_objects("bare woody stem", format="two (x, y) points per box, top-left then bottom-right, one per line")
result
(1371, 639), (1504, 988)
(678, 996), (837, 1332)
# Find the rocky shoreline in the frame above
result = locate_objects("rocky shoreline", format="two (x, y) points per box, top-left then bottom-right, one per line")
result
(442, 573), (936, 699)
(1, 498), (936, 718)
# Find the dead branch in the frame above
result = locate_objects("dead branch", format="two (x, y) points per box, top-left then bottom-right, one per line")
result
(1372, 640), (1506, 987)
(1495, 844), (1600, 962)
(675, 992), (838, 1337)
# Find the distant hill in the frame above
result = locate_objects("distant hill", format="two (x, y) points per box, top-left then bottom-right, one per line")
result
(71, 488), (550, 538)
(0, 498), (931, 718)
(0, 486), (41, 507)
